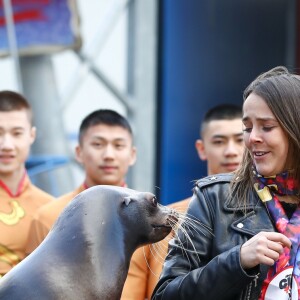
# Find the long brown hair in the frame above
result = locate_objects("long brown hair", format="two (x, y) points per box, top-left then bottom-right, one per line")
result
(232, 66), (300, 207)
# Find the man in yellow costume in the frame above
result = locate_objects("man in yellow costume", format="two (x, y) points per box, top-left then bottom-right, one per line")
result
(26, 109), (137, 252)
(0, 90), (54, 276)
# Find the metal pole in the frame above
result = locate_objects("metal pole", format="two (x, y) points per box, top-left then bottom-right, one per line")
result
(20, 55), (75, 196)
(61, 0), (131, 109)
(127, 0), (158, 193)
(3, 0), (23, 92)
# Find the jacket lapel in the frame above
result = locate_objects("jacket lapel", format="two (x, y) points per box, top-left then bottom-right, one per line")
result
(224, 191), (275, 236)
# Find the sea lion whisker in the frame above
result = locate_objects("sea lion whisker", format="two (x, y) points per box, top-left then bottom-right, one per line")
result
(167, 218), (180, 229)
(142, 245), (166, 277)
(171, 216), (200, 238)
(184, 213), (213, 233)
(142, 246), (160, 277)
(143, 247), (160, 277)
(149, 243), (168, 263)
(179, 219), (209, 238)
(172, 231), (195, 269)
(142, 207), (209, 274)
(175, 224), (199, 252)
(151, 236), (174, 259)
(176, 213), (213, 237)
(170, 220), (204, 265)
(166, 209), (212, 247)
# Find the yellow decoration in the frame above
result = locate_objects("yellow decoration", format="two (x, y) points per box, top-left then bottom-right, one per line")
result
(254, 183), (273, 202)
(0, 200), (25, 225)
(0, 244), (20, 268)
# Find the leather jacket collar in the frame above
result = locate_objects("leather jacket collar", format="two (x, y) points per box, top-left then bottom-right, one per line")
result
(225, 190), (275, 236)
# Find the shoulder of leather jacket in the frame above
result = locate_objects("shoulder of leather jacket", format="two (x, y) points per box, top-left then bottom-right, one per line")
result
(195, 173), (233, 189)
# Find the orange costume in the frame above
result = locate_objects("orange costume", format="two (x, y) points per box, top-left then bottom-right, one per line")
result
(26, 184), (86, 254)
(121, 198), (190, 300)
(0, 173), (53, 275)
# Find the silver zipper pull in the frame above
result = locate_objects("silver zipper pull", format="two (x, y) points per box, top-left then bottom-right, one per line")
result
(254, 274), (259, 287)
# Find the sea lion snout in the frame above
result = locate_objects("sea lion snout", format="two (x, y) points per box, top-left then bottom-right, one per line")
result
(146, 204), (179, 244)
(151, 205), (179, 228)
(166, 208), (179, 227)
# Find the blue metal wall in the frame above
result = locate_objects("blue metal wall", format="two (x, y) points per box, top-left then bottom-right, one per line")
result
(157, 0), (293, 204)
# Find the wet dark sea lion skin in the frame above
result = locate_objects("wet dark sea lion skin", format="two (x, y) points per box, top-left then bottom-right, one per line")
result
(0, 185), (173, 300)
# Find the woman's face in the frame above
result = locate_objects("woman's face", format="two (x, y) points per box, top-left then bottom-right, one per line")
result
(242, 93), (290, 176)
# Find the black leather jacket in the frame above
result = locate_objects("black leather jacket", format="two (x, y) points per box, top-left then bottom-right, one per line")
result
(152, 173), (275, 300)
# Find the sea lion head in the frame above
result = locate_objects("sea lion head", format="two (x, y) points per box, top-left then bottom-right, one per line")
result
(57, 185), (178, 261)
(117, 187), (177, 247)
(75, 185), (177, 249)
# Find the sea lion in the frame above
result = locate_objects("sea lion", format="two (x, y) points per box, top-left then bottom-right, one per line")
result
(0, 185), (177, 300)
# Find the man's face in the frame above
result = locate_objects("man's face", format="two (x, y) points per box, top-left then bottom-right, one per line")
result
(0, 110), (36, 176)
(195, 118), (244, 175)
(76, 124), (136, 187)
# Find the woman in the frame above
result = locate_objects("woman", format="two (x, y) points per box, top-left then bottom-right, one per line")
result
(152, 66), (300, 300)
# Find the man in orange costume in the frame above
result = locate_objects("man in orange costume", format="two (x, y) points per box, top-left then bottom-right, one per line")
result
(122, 103), (244, 299)
(0, 90), (54, 276)
(26, 109), (137, 254)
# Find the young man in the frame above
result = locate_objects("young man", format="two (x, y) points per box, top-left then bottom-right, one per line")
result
(121, 103), (244, 300)
(0, 90), (54, 276)
(26, 109), (137, 252)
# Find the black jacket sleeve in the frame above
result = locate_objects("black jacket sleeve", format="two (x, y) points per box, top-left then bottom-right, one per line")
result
(152, 182), (259, 300)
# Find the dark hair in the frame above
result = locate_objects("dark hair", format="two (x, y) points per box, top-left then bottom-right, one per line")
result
(233, 66), (300, 207)
(201, 103), (242, 136)
(79, 109), (133, 144)
(0, 90), (32, 123)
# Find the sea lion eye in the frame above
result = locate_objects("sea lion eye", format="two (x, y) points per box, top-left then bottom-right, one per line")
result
(152, 196), (158, 207)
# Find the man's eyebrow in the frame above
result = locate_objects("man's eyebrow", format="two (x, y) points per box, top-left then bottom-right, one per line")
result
(211, 132), (243, 139)
(211, 134), (227, 139)
(12, 127), (26, 130)
(91, 136), (127, 141)
(0, 126), (26, 131)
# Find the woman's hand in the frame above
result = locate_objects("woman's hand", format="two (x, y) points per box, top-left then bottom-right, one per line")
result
(240, 231), (291, 269)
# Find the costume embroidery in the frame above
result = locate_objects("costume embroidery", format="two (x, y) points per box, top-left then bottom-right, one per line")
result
(0, 244), (21, 269)
(254, 170), (300, 299)
(0, 200), (25, 225)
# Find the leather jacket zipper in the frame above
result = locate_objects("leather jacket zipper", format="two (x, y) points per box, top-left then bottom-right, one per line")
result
(254, 274), (259, 287)
(240, 274), (260, 300)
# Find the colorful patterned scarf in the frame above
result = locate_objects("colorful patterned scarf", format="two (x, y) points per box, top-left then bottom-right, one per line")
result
(254, 170), (300, 299)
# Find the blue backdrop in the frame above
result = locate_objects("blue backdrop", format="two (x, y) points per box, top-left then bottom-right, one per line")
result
(157, 0), (294, 204)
